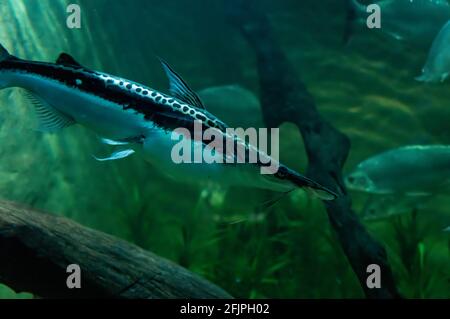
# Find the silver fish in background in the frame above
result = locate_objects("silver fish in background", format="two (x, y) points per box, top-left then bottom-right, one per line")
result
(344, 0), (450, 47)
(345, 145), (450, 196)
(362, 194), (431, 221)
(417, 20), (450, 83)
(0, 44), (337, 200)
(198, 85), (264, 128)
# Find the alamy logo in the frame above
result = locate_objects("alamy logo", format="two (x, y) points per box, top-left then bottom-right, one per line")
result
(366, 4), (381, 29)
(66, 4), (81, 29)
(66, 264), (81, 289)
(366, 264), (381, 289)
(171, 121), (280, 175)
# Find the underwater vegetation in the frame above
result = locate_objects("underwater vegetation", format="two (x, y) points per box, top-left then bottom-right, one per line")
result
(0, 0), (448, 298)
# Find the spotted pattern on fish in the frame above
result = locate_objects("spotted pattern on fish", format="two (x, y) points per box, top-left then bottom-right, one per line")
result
(1, 59), (286, 176)
(95, 71), (228, 130)
(0, 53), (337, 198)
(0, 58), (227, 134)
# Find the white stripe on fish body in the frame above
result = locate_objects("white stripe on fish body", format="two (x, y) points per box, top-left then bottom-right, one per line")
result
(0, 70), (154, 140)
(0, 62), (291, 191)
(0, 60), (226, 139)
(0, 46), (337, 200)
(141, 131), (294, 192)
(0, 67), (295, 192)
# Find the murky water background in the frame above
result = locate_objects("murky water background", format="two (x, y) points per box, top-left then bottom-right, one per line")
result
(0, 0), (448, 298)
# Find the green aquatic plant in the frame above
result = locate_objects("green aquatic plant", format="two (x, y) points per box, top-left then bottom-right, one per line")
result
(0, 0), (449, 299)
(389, 209), (449, 298)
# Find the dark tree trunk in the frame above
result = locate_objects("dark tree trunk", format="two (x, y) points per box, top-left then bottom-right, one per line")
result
(0, 200), (232, 299)
(225, 0), (401, 299)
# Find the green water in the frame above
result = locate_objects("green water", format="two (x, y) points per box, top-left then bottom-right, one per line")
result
(0, 0), (448, 298)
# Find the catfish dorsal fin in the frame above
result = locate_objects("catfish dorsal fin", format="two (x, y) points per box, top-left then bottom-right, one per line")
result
(56, 53), (83, 68)
(0, 43), (19, 61)
(0, 43), (11, 61)
(158, 58), (205, 110)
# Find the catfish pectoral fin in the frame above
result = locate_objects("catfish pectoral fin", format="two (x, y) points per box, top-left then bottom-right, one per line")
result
(93, 149), (135, 162)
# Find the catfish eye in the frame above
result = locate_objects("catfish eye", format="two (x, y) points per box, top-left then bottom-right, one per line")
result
(347, 176), (355, 183)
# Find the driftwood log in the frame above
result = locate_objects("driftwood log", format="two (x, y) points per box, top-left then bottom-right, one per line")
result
(225, 0), (401, 298)
(0, 200), (232, 298)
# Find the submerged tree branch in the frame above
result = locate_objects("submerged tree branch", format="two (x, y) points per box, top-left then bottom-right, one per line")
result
(0, 200), (232, 299)
(225, 0), (400, 298)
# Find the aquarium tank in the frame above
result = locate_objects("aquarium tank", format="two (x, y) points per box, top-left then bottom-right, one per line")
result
(0, 0), (448, 301)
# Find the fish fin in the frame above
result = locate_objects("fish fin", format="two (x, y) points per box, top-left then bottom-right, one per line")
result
(386, 32), (404, 42)
(288, 169), (338, 201)
(306, 187), (338, 201)
(100, 138), (130, 146)
(93, 149), (135, 162)
(415, 75), (426, 82)
(257, 189), (294, 212)
(0, 43), (10, 61)
(56, 53), (83, 68)
(24, 91), (75, 132)
(440, 73), (449, 82)
(159, 58), (205, 110)
(415, 71), (431, 83)
(100, 135), (145, 145)
(0, 43), (18, 62)
(343, 0), (365, 44)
